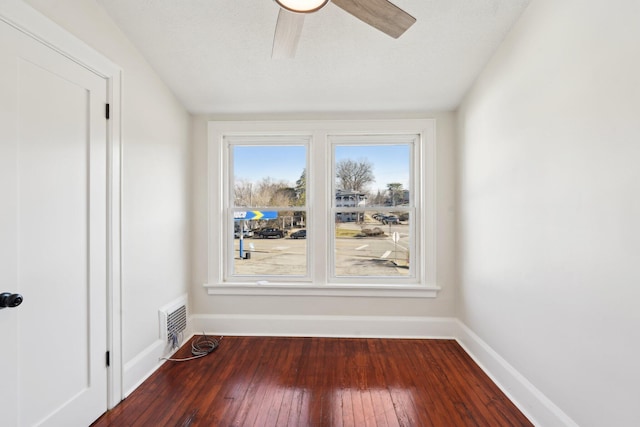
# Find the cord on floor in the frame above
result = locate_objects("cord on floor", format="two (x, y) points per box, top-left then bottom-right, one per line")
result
(160, 334), (223, 362)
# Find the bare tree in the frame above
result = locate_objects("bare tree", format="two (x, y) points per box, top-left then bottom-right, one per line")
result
(386, 182), (404, 206)
(235, 177), (296, 208)
(270, 187), (296, 206)
(336, 159), (374, 192)
(251, 178), (288, 206)
(234, 179), (254, 207)
(369, 189), (386, 206)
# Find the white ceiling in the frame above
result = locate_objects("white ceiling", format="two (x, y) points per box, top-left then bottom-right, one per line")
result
(96, 0), (530, 114)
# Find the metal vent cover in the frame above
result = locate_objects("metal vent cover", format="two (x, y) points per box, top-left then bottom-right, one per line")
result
(165, 304), (187, 344)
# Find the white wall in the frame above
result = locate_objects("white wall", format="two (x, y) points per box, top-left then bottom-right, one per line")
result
(190, 112), (458, 326)
(23, 0), (192, 388)
(457, 1), (640, 426)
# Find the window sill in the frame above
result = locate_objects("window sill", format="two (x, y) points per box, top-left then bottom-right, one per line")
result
(204, 283), (440, 298)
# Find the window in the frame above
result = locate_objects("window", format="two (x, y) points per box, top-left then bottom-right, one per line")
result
(228, 139), (309, 279)
(331, 138), (414, 281)
(207, 120), (438, 297)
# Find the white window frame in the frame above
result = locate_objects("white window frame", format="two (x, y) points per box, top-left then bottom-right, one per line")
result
(206, 119), (439, 298)
(225, 135), (311, 282)
(329, 134), (419, 283)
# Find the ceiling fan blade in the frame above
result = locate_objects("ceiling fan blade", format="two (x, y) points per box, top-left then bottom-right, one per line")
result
(272, 9), (305, 59)
(331, 0), (416, 39)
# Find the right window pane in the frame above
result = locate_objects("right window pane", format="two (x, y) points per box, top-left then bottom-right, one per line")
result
(332, 142), (415, 279)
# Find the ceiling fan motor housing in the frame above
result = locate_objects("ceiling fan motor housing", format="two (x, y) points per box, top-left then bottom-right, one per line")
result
(274, 0), (330, 14)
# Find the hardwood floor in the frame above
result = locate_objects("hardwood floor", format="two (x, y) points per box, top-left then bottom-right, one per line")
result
(93, 336), (532, 426)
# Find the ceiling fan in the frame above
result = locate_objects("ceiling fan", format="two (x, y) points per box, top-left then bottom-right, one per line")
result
(272, 0), (416, 58)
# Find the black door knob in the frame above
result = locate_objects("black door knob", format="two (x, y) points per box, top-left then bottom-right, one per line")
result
(0, 292), (23, 309)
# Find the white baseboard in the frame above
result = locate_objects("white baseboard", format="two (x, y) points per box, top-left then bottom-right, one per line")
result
(453, 320), (578, 427)
(122, 294), (190, 398)
(122, 338), (174, 397)
(189, 313), (459, 338)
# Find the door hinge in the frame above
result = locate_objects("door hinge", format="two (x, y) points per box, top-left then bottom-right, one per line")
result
(106, 351), (110, 367)
(105, 103), (110, 120)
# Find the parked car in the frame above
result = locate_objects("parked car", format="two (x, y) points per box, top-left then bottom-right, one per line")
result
(254, 228), (286, 238)
(381, 215), (399, 225)
(290, 229), (306, 239)
(234, 230), (253, 238)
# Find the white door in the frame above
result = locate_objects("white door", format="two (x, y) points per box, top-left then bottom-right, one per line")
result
(0, 19), (109, 427)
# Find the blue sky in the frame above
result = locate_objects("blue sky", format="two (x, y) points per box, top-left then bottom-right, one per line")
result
(233, 144), (410, 193)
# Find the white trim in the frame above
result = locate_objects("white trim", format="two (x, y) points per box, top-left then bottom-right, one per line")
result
(0, 0), (124, 409)
(190, 314), (458, 338)
(0, 0), (119, 77)
(107, 69), (123, 410)
(122, 335), (196, 398)
(454, 320), (579, 427)
(207, 119), (438, 294)
(123, 331), (200, 397)
(328, 134), (421, 284)
(423, 120), (437, 286)
(224, 136), (311, 282)
(205, 283), (439, 298)
(125, 294), (191, 397)
(122, 339), (165, 398)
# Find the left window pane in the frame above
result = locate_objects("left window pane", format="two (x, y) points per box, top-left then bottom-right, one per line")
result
(230, 144), (307, 278)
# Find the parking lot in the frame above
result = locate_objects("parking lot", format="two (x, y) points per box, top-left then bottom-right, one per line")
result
(233, 222), (410, 277)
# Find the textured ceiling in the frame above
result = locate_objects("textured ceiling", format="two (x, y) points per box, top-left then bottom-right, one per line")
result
(96, 0), (530, 114)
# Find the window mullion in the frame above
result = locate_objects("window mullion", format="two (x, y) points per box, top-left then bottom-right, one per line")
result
(310, 130), (328, 285)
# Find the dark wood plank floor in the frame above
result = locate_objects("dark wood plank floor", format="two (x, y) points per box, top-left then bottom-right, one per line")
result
(93, 336), (532, 427)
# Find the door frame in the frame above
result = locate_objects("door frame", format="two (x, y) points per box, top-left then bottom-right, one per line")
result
(0, 1), (123, 409)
